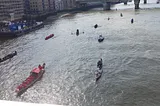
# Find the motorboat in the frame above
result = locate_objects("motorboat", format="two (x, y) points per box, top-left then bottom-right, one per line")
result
(16, 63), (45, 96)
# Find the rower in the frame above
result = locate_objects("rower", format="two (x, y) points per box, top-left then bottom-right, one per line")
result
(120, 13), (123, 17)
(94, 24), (98, 28)
(98, 35), (104, 42)
(42, 63), (45, 69)
(14, 51), (17, 55)
(76, 29), (79, 36)
(38, 63), (45, 70)
(38, 65), (43, 70)
(97, 58), (103, 70)
(99, 35), (103, 38)
(131, 18), (134, 24)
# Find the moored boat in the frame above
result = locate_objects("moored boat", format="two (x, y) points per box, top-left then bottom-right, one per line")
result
(45, 34), (54, 40)
(16, 63), (45, 96)
(98, 35), (104, 42)
(0, 22), (44, 38)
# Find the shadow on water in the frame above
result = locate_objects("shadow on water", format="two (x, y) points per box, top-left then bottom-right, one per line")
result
(0, 37), (15, 44)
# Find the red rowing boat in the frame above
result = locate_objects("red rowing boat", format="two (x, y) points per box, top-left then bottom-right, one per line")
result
(16, 63), (45, 96)
(45, 34), (54, 40)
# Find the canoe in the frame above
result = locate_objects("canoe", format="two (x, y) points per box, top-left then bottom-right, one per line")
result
(45, 34), (54, 40)
(16, 65), (45, 96)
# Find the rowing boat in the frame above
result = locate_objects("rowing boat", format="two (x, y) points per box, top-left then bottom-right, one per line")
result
(0, 51), (17, 63)
(16, 64), (45, 96)
(96, 69), (103, 82)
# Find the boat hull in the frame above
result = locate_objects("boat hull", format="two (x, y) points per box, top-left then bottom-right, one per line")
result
(0, 52), (17, 63)
(98, 38), (104, 42)
(96, 70), (103, 82)
(16, 69), (45, 97)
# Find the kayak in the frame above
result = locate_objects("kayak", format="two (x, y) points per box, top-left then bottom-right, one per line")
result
(45, 34), (54, 40)
(16, 64), (45, 96)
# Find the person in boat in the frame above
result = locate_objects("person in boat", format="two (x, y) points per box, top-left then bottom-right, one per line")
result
(131, 18), (134, 24)
(97, 58), (103, 70)
(98, 35), (104, 41)
(99, 35), (103, 38)
(38, 65), (43, 70)
(94, 24), (98, 28)
(76, 29), (79, 36)
(120, 13), (123, 17)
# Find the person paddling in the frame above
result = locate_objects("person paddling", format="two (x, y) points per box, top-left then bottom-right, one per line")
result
(38, 63), (45, 70)
(76, 29), (79, 36)
(94, 24), (98, 28)
(97, 58), (103, 70)
(120, 13), (123, 17)
(131, 18), (134, 24)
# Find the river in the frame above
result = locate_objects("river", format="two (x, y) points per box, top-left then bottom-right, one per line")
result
(1, 2), (160, 106)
